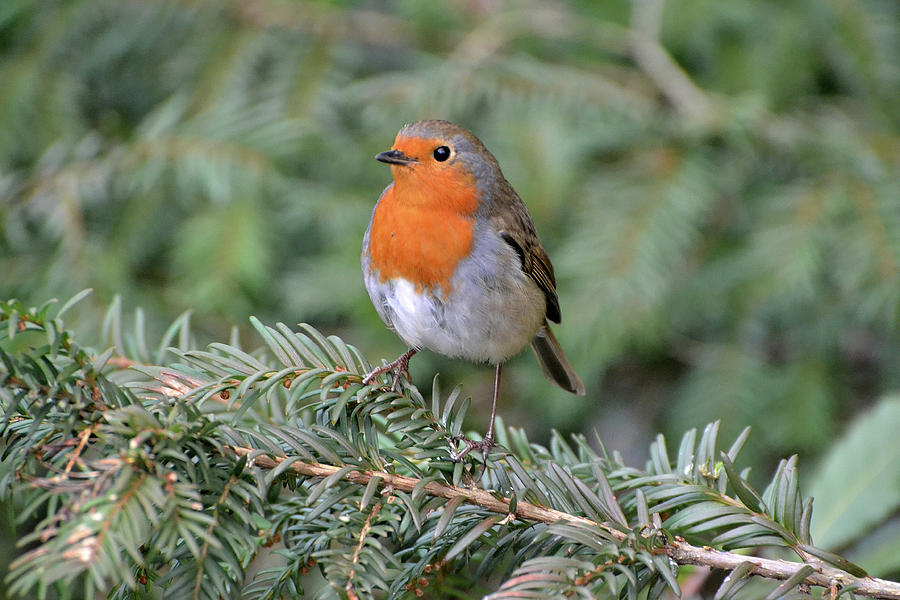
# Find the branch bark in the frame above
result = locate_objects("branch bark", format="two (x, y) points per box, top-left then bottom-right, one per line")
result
(228, 446), (900, 600)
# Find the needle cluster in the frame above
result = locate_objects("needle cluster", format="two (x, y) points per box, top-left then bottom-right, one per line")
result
(0, 294), (897, 600)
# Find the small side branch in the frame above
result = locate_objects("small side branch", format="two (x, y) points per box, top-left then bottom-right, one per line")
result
(346, 499), (382, 600)
(629, 0), (715, 121)
(228, 447), (900, 600)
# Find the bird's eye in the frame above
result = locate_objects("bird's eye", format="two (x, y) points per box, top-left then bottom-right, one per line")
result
(433, 146), (451, 162)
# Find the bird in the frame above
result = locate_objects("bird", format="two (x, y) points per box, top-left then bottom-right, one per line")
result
(361, 119), (585, 460)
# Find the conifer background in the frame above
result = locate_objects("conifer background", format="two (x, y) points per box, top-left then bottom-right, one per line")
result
(1, 0), (899, 597)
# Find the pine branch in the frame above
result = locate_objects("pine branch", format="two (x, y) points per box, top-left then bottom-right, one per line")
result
(3, 298), (899, 599)
(227, 446), (900, 600)
(227, 446), (597, 532)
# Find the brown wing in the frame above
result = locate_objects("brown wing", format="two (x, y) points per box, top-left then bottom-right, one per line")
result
(492, 188), (561, 324)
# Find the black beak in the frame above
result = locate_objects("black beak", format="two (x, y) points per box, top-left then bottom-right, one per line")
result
(375, 149), (415, 165)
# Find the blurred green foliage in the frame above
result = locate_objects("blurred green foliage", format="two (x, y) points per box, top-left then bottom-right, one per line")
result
(1, 0), (899, 582)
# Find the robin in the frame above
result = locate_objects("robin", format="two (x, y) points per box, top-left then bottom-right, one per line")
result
(362, 120), (585, 460)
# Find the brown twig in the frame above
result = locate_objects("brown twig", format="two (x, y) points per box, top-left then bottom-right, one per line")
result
(228, 447), (900, 599)
(63, 425), (96, 475)
(346, 499), (383, 600)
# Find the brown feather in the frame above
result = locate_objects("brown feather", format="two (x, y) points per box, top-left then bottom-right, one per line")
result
(531, 322), (585, 394)
(491, 182), (562, 323)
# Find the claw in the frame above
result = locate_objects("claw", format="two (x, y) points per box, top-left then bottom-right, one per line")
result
(447, 363), (504, 464)
(448, 433), (496, 463)
(362, 348), (417, 391)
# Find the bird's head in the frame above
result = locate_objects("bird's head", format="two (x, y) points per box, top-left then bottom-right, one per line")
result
(376, 120), (502, 213)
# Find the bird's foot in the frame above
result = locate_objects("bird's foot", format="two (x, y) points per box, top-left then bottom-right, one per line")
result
(449, 433), (496, 464)
(362, 348), (417, 391)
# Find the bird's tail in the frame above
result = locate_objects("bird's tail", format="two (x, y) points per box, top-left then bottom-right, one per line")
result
(530, 322), (585, 396)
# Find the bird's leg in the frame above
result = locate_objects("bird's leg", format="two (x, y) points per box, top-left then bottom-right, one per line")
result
(483, 362), (501, 457)
(450, 363), (501, 463)
(362, 348), (418, 391)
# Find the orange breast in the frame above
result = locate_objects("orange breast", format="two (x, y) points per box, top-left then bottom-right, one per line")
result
(368, 173), (478, 293)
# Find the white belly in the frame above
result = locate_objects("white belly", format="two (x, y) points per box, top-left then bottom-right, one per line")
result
(366, 243), (546, 365)
(388, 277), (544, 363)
